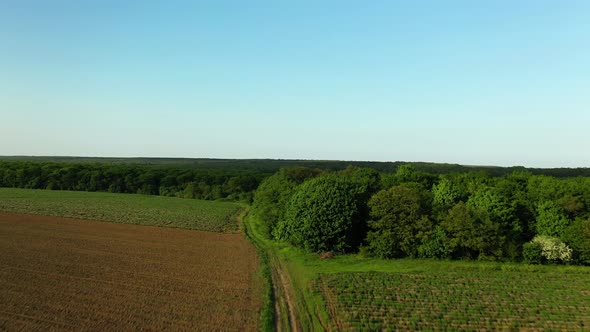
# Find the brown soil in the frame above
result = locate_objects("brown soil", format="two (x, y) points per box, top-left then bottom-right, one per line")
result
(0, 212), (261, 331)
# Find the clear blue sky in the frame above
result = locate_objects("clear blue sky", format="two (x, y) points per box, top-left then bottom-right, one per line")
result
(1, 1), (589, 167)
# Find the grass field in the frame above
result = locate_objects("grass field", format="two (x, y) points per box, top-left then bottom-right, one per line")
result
(245, 214), (590, 331)
(0, 212), (261, 331)
(0, 188), (243, 232)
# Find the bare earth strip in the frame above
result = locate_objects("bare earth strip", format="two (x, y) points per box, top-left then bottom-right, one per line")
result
(0, 212), (261, 331)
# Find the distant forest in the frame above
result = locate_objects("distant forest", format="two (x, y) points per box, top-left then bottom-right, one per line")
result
(1, 157), (589, 265)
(2, 156), (590, 177)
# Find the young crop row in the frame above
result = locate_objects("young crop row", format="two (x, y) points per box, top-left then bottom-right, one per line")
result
(0, 188), (243, 232)
(313, 270), (590, 331)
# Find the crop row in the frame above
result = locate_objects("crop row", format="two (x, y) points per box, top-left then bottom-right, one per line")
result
(313, 270), (590, 331)
(0, 188), (243, 232)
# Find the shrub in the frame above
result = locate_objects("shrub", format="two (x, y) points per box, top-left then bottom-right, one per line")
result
(528, 235), (572, 264)
(522, 241), (543, 264)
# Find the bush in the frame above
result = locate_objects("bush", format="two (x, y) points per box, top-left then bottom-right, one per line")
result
(522, 241), (543, 264)
(528, 235), (572, 264)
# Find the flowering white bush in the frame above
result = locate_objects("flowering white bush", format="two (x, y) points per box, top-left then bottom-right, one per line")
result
(530, 235), (572, 263)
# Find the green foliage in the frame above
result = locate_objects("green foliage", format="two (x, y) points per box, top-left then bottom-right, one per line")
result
(522, 241), (543, 264)
(273, 174), (368, 253)
(0, 188), (243, 232)
(562, 218), (590, 265)
(467, 188), (523, 256)
(535, 201), (571, 238)
(432, 177), (462, 215)
(441, 202), (504, 260)
(418, 225), (451, 259)
(0, 161), (266, 202)
(366, 185), (432, 258)
(528, 235), (573, 264)
(252, 173), (297, 237)
(389, 164), (437, 189)
(252, 167), (323, 237)
(557, 194), (586, 218)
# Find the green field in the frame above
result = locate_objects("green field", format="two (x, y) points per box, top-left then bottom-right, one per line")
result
(245, 214), (590, 331)
(0, 188), (244, 232)
(314, 270), (590, 331)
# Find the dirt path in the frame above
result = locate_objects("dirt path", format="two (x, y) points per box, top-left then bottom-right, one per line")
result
(270, 256), (300, 332)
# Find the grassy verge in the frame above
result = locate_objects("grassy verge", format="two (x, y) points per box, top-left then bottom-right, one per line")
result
(242, 210), (275, 331)
(0, 188), (243, 232)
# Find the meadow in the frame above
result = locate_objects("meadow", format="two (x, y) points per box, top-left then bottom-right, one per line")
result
(0, 188), (243, 232)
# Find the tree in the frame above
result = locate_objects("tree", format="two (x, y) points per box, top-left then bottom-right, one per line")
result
(365, 184), (433, 258)
(252, 167), (323, 237)
(252, 173), (298, 237)
(562, 218), (590, 265)
(418, 225), (451, 259)
(273, 174), (368, 253)
(441, 202), (504, 260)
(467, 187), (522, 258)
(432, 176), (462, 216)
(387, 164), (436, 189)
(535, 201), (570, 238)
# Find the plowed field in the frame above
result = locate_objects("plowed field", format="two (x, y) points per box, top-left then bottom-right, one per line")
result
(0, 212), (261, 331)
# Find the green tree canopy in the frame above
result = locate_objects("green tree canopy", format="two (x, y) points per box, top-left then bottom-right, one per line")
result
(441, 202), (504, 260)
(535, 201), (571, 238)
(366, 184), (433, 258)
(273, 174), (369, 253)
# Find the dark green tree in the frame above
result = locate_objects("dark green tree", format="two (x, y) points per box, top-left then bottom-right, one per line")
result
(441, 202), (504, 260)
(273, 174), (368, 253)
(562, 218), (590, 265)
(366, 184), (433, 258)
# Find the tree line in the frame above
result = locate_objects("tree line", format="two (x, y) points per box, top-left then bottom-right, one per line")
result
(252, 165), (590, 265)
(0, 161), (267, 202)
(4, 156), (590, 177)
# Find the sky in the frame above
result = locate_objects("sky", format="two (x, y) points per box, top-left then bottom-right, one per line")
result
(1, 1), (589, 168)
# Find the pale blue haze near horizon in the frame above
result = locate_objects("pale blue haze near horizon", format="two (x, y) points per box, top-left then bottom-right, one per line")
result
(1, 1), (589, 168)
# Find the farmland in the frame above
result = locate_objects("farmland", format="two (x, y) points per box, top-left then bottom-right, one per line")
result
(245, 214), (590, 331)
(0, 212), (261, 331)
(0, 188), (243, 232)
(314, 270), (590, 331)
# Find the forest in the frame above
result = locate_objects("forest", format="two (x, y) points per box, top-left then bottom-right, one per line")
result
(1, 159), (589, 264)
(0, 161), (266, 202)
(252, 165), (590, 265)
